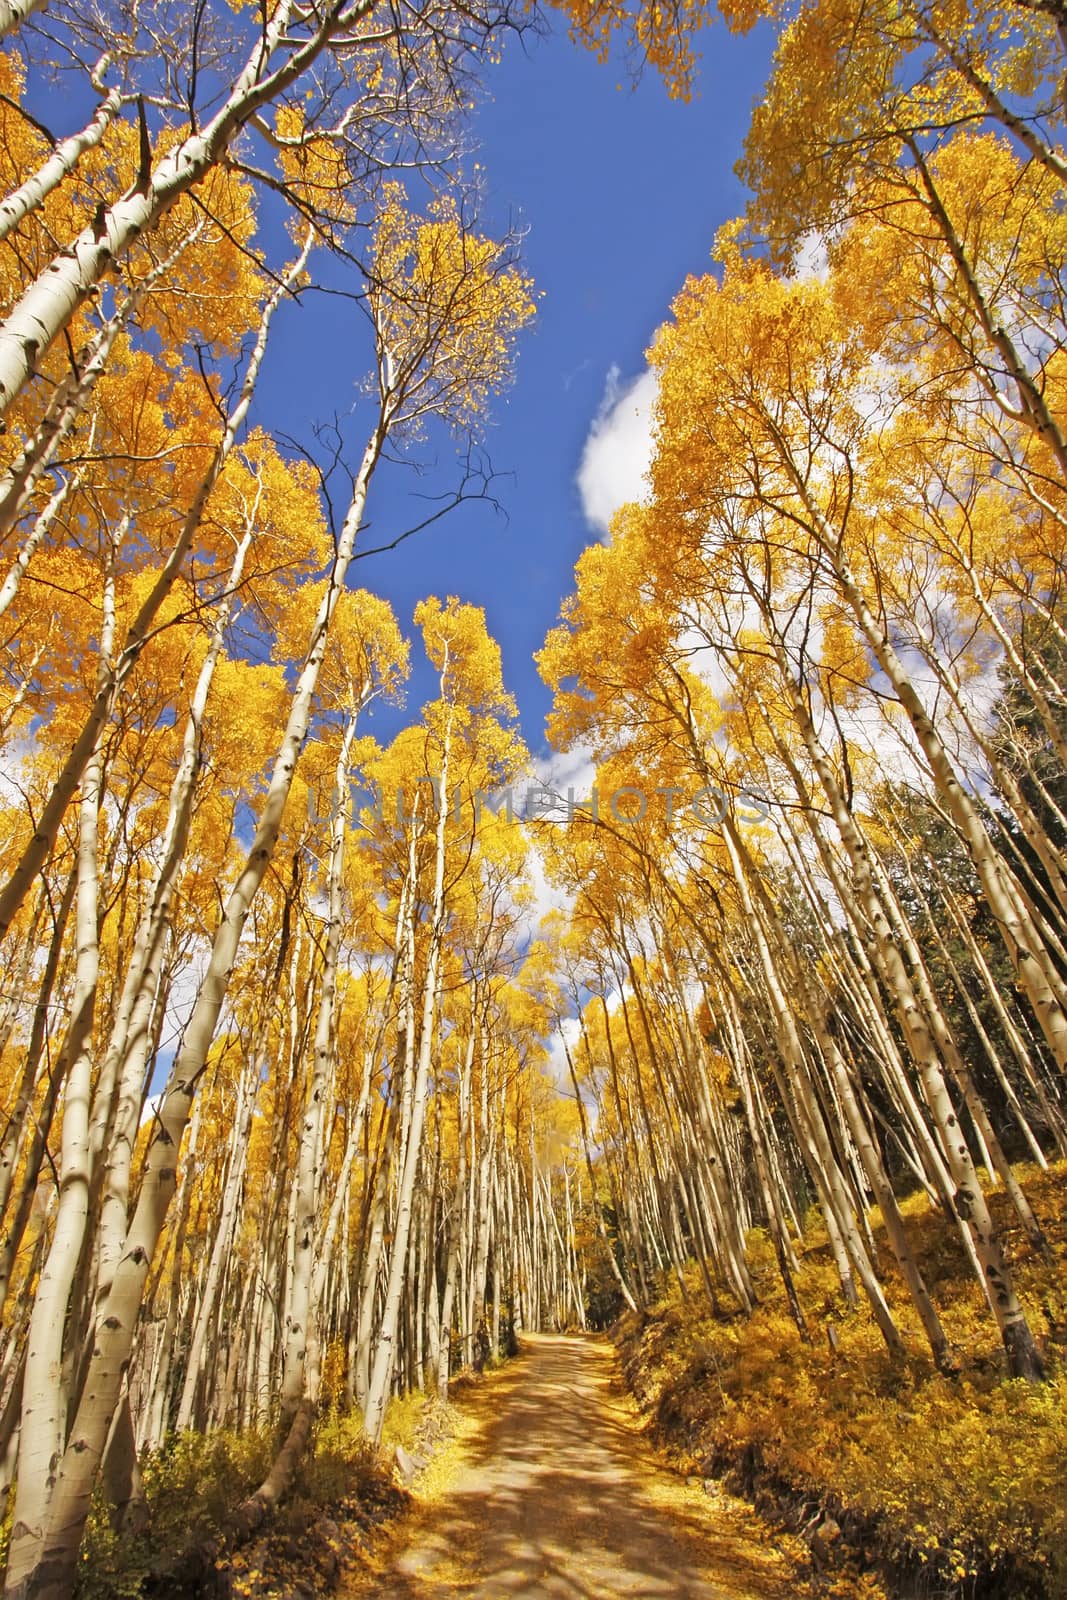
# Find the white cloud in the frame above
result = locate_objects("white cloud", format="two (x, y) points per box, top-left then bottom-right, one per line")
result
(488, 745), (595, 942)
(544, 1011), (583, 1092)
(576, 366), (657, 537)
(791, 230), (830, 282)
(675, 623), (734, 706)
(532, 741), (598, 806)
(139, 1091), (163, 1129)
(521, 837), (575, 936)
(0, 728), (35, 807)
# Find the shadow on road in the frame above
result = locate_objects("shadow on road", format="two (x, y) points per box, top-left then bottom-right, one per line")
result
(351, 1333), (799, 1600)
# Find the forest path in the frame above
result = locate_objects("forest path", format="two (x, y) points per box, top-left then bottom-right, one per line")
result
(341, 1333), (805, 1600)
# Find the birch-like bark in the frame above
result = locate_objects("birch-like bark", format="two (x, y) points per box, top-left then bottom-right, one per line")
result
(915, 876), (1049, 1167)
(0, 871), (74, 1284)
(0, 0), (367, 421)
(0, 0), (45, 41)
(866, 845), (1047, 1247)
(18, 408), (388, 1600)
(914, 15), (1067, 186)
(803, 976), (950, 1365)
(82, 523), (257, 1358)
(0, 463), (81, 622)
(6, 566), (114, 1592)
(773, 429), (1067, 1086)
(136, 1096), (202, 1452)
(353, 879), (417, 1407)
(279, 711), (359, 1425)
(174, 1063), (256, 1432)
(0, 891), (43, 1083)
(719, 984), (809, 1337)
(0, 77), (125, 247)
(305, 1038), (375, 1375)
(752, 627), (1043, 1370)
(0, 231), (311, 945)
(558, 1021), (638, 1313)
(437, 1018), (474, 1396)
(940, 879), (1067, 1157)
(467, 1051), (498, 1349)
(723, 821), (904, 1352)
(905, 138), (1067, 486)
(363, 684), (453, 1441)
(0, 223), (203, 552)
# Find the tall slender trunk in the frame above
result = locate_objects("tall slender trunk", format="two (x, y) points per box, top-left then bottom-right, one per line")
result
(280, 712), (360, 1425)
(16, 411), (389, 1600)
(7, 566), (115, 1590)
(0, 1), (362, 421)
(363, 689), (453, 1442)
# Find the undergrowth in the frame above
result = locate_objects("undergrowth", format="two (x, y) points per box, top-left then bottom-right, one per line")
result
(61, 1364), (476, 1597)
(616, 1161), (1067, 1600)
(68, 1398), (404, 1600)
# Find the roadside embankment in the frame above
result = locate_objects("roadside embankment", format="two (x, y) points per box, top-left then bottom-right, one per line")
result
(615, 1163), (1067, 1600)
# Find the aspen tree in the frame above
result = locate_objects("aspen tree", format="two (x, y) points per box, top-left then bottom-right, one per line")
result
(278, 589), (406, 1427)
(5, 193), (530, 1597)
(363, 595), (524, 1438)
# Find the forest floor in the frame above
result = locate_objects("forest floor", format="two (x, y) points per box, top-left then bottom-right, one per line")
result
(340, 1332), (816, 1600)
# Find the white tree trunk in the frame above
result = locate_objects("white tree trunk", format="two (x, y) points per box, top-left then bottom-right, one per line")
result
(0, 230), (310, 943)
(0, 0), (366, 421)
(279, 712), (359, 1424)
(6, 566), (114, 1592)
(16, 414), (387, 1600)
(363, 691), (453, 1441)
(0, 0), (46, 41)
(0, 82), (123, 246)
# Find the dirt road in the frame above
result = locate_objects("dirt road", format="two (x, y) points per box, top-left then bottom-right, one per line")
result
(344, 1333), (806, 1599)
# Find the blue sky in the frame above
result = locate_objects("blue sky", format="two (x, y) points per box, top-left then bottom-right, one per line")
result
(17, 7), (773, 755)
(10, 13), (774, 1077)
(256, 14), (775, 760)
